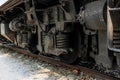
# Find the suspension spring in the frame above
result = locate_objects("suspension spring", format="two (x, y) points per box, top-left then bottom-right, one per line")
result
(41, 32), (46, 46)
(56, 33), (69, 49)
(22, 32), (28, 44)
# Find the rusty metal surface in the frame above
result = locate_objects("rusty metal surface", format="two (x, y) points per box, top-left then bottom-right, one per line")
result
(2, 44), (119, 80)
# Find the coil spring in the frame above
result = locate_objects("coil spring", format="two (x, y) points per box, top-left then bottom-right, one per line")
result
(41, 32), (46, 46)
(22, 32), (28, 43)
(56, 33), (69, 49)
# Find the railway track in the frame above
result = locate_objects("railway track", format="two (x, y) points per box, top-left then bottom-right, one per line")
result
(0, 43), (118, 80)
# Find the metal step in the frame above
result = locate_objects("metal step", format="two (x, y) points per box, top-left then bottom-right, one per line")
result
(109, 8), (120, 11)
(113, 45), (120, 48)
(113, 28), (120, 32)
(113, 37), (120, 40)
(113, 28), (120, 49)
(113, 33), (120, 37)
(113, 41), (120, 44)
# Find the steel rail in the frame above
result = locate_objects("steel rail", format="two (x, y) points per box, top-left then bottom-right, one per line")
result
(2, 44), (119, 80)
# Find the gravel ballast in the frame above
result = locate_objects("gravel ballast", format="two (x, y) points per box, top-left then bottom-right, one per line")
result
(0, 48), (96, 80)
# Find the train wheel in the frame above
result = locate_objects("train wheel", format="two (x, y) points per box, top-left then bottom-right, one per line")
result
(59, 52), (78, 63)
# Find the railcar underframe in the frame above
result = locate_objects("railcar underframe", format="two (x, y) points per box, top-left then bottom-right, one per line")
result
(0, 0), (120, 71)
